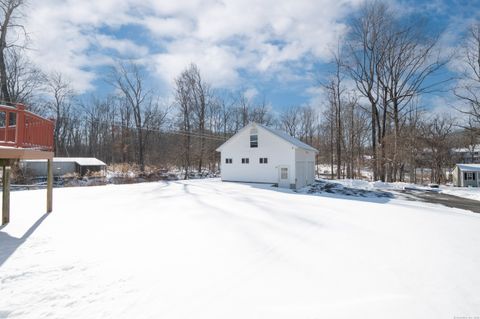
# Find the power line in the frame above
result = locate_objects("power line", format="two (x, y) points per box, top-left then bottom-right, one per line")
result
(60, 116), (231, 142)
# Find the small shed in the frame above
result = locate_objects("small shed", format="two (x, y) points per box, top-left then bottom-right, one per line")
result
(452, 164), (480, 187)
(216, 122), (318, 189)
(21, 157), (107, 177)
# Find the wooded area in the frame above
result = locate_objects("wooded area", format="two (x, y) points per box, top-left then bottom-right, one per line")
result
(1, 0), (479, 182)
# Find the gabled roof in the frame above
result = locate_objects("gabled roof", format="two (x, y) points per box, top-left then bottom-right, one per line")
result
(216, 122), (318, 153)
(258, 123), (318, 152)
(455, 164), (480, 172)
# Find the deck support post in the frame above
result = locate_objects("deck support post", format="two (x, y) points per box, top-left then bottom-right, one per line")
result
(2, 165), (10, 225)
(47, 159), (53, 213)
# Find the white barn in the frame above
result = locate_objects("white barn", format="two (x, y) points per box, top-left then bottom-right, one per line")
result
(216, 122), (318, 189)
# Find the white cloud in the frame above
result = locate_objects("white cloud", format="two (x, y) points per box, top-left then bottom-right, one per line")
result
(94, 35), (149, 57)
(22, 0), (365, 94)
(152, 40), (245, 88)
(243, 87), (259, 101)
(422, 95), (470, 126)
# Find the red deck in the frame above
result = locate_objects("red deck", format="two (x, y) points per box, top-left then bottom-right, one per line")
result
(0, 103), (54, 151)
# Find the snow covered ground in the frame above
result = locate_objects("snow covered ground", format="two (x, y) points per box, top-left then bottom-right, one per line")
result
(1, 179), (480, 319)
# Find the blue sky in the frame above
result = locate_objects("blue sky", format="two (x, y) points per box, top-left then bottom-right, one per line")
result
(23, 0), (480, 112)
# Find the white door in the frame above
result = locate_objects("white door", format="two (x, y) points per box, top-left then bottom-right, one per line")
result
(278, 166), (290, 188)
(296, 161), (306, 188)
(307, 161), (314, 184)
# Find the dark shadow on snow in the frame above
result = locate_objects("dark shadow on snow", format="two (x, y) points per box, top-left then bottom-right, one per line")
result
(243, 179), (394, 204)
(0, 213), (49, 268)
(307, 180), (393, 198)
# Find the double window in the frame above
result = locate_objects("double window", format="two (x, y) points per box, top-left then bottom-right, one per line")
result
(465, 172), (476, 181)
(259, 157), (268, 164)
(241, 158), (249, 164)
(250, 134), (258, 148)
(225, 158), (233, 164)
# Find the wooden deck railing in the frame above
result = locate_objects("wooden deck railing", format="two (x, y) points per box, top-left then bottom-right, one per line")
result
(0, 103), (54, 151)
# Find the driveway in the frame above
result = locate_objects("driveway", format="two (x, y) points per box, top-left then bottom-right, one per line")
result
(398, 189), (480, 214)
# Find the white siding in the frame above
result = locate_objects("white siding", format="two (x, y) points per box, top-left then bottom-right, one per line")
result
(217, 123), (317, 189)
(220, 125), (296, 185)
(295, 148), (316, 189)
(452, 166), (460, 186)
(452, 165), (480, 187)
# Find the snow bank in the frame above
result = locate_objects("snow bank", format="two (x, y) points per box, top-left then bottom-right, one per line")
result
(1, 179), (480, 319)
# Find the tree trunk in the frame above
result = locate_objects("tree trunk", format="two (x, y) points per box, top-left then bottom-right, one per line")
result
(0, 7), (13, 103)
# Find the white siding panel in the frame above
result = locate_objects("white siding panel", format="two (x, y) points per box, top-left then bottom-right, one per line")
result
(295, 161), (306, 189)
(219, 123), (317, 188)
(295, 149), (316, 188)
(220, 124), (296, 185)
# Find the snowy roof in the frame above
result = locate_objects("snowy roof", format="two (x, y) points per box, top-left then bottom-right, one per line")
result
(216, 122), (318, 152)
(452, 145), (480, 153)
(24, 157), (106, 166)
(455, 164), (480, 172)
(257, 123), (318, 152)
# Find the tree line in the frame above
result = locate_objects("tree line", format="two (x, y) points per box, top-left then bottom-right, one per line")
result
(319, 2), (480, 183)
(0, 0), (479, 182)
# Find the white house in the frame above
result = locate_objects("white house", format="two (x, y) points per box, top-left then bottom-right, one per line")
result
(216, 122), (318, 189)
(452, 164), (480, 187)
(452, 145), (480, 164)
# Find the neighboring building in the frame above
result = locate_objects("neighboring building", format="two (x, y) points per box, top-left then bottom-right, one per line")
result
(21, 157), (107, 177)
(216, 122), (318, 189)
(452, 164), (480, 187)
(451, 145), (480, 164)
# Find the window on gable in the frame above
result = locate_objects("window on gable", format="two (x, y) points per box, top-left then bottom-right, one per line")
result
(259, 157), (268, 164)
(241, 158), (249, 164)
(250, 134), (258, 148)
(225, 158), (233, 164)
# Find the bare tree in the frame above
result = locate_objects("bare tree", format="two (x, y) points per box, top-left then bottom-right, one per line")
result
(420, 115), (454, 184)
(345, 1), (389, 180)
(279, 106), (300, 138)
(323, 52), (345, 179)
(5, 48), (44, 105)
(346, 1), (447, 181)
(0, 0), (25, 103)
(173, 64), (213, 176)
(108, 61), (151, 171)
(238, 91), (249, 127)
(455, 22), (480, 133)
(249, 96), (275, 126)
(175, 67), (193, 179)
(298, 105), (317, 145)
(45, 72), (75, 155)
(186, 64), (210, 173)
(379, 14), (448, 181)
